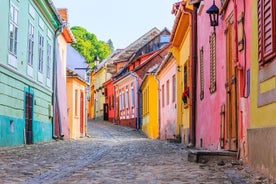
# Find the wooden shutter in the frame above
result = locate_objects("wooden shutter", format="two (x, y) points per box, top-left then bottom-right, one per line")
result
(258, 0), (276, 64)
(200, 47), (204, 100)
(209, 32), (216, 94)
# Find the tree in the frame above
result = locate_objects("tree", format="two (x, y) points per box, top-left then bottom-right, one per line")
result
(107, 39), (114, 53)
(70, 26), (111, 64)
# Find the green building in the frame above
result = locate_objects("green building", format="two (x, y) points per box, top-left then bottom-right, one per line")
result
(0, 0), (61, 146)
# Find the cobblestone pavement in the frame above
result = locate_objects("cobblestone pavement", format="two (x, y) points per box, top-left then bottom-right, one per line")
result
(0, 120), (275, 184)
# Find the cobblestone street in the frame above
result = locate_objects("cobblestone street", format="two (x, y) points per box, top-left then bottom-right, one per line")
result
(0, 120), (274, 184)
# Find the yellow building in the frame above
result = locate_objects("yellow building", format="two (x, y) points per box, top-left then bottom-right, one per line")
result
(170, 1), (192, 144)
(66, 71), (87, 138)
(249, 0), (276, 179)
(140, 73), (159, 139)
(94, 63), (107, 120)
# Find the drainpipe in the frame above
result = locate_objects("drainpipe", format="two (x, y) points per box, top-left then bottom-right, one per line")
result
(52, 22), (66, 139)
(154, 75), (161, 139)
(129, 72), (139, 129)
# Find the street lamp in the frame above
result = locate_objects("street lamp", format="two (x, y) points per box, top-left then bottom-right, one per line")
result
(206, 0), (219, 27)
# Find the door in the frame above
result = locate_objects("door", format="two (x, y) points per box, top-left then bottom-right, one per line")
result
(25, 92), (33, 144)
(80, 92), (84, 135)
(103, 103), (108, 121)
(225, 15), (238, 151)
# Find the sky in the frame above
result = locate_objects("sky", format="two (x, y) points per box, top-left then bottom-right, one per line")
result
(52, 0), (177, 49)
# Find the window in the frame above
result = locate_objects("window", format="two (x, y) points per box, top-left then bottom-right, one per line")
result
(38, 33), (44, 73)
(258, 0), (276, 65)
(200, 47), (204, 100)
(121, 92), (125, 110)
(172, 75), (176, 102)
(166, 80), (170, 105)
(131, 87), (135, 107)
(46, 43), (51, 78)
(125, 90), (129, 108)
(162, 84), (165, 107)
(209, 32), (216, 93)
(28, 23), (34, 66)
(143, 87), (149, 115)
(9, 4), (18, 56)
(75, 90), (78, 116)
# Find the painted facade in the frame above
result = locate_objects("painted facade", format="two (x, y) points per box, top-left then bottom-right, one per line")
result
(170, 2), (192, 144)
(111, 27), (162, 127)
(93, 50), (121, 120)
(0, 0), (61, 146)
(66, 45), (88, 138)
(156, 53), (177, 140)
(140, 72), (159, 139)
(104, 79), (115, 122)
(54, 9), (75, 139)
(192, 0), (250, 159)
(249, 0), (276, 179)
(113, 29), (170, 129)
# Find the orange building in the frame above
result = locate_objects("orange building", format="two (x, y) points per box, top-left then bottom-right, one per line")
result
(66, 45), (89, 138)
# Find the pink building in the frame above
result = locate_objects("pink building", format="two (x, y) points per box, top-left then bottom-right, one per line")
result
(156, 53), (177, 140)
(195, 0), (250, 159)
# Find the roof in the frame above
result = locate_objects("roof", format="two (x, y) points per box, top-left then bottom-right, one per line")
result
(66, 45), (88, 80)
(110, 27), (160, 64)
(94, 49), (122, 73)
(58, 9), (76, 43)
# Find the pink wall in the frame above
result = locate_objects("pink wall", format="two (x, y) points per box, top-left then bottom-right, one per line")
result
(196, 0), (231, 150)
(114, 75), (138, 128)
(196, 1), (250, 156)
(158, 61), (177, 140)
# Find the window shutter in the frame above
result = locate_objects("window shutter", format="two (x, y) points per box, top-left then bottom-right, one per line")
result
(200, 47), (204, 100)
(209, 32), (216, 94)
(258, 0), (276, 64)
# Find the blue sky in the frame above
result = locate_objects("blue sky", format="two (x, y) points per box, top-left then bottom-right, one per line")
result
(52, 0), (177, 49)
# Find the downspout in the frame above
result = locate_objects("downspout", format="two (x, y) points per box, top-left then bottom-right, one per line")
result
(154, 75), (161, 139)
(52, 22), (66, 139)
(129, 72), (139, 129)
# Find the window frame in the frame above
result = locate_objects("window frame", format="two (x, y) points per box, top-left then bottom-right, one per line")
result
(9, 3), (19, 57)
(38, 33), (44, 73)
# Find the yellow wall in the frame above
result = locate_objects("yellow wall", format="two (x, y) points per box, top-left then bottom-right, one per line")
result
(141, 75), (159, 139)
(250, 0), (276, 128)
(66, 77), (86, 138)
(94, 67), (106, 119)
(171, 13), (191, 136)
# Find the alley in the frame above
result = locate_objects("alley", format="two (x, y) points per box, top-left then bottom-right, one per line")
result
(0, 120), (273, 184)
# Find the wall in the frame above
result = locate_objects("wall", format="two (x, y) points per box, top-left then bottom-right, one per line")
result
(249, 0), (276, 179)
(141, 75), (158, 139)
(0, 0), (57, 146)
(66, 78), (86, 138)
(157, 58), (177, 140)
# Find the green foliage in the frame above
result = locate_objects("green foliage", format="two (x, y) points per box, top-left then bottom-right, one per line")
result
(107, 39), (114, 53)
(70, 26), (112, 64)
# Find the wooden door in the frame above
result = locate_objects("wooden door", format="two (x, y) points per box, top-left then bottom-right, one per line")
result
(103, 103), (108, 121)
(225, 15), (238, 151)
(25, 92), (33, 144)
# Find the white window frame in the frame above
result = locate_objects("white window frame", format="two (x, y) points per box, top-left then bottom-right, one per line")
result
(9, 3), (19, 57)
(28, 22), (34, 66)
(46, 42), (51, 79)
(38, 33), (44, 73)
(125, 89), (129, 108)
(131, 87), (135, 107)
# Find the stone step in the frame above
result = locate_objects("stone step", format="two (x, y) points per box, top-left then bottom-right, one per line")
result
(188, 149), (237, 163)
